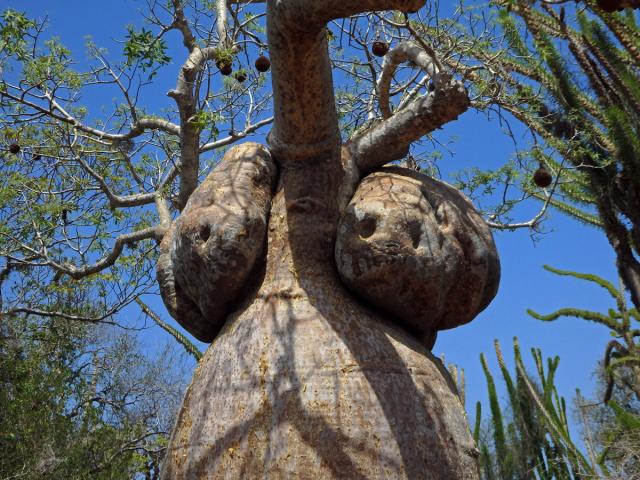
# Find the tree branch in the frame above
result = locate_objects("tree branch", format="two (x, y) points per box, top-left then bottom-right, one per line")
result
(269, 0), (424, 29)
(199, 116), (273, 152)
(0, 88), (180, 141)
(168, 46), (219, 209)
(171, 0), (197, 51)
(47, 225), (163, 279)
(349, 75), (470, 174)
(73, 153), (179, 209)
(377, 41), (440, 119)
(3, 306), (121, 324)
(266, 0), (424, 161)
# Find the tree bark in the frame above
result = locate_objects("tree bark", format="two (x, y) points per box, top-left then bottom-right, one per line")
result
(160, 1), (490, 478)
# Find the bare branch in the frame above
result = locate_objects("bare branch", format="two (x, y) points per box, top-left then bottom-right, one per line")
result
(377, 41), (439, 119)
(267, 0), (423, 159)
(349, 76), (470, 174)
(73, 153), (179, 209)
(0, 87), (179, 140)
(168, 46), (219, 209)
(3, 306), (121, 324)
(171, 0), (197, 51)
(270, 0), (424, 28)
(47, 226), (163, 280)
(217, 0), (229, 46)
(200, 116), (273, 152)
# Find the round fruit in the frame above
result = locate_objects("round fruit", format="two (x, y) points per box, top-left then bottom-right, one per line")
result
(8, 143), (20, 154)
(255, 55), (271, 73)
(371, 41), (389, 57)
(596, 0), (623, 12)
(235, 71), (247, 83)
(533, 166), (553, 188)
(218, 62), (233, 76)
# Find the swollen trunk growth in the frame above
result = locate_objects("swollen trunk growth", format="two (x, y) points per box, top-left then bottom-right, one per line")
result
(158, 1), (500, 477)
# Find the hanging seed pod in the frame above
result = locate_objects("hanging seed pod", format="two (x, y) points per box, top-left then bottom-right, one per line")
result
(255, 55), (271, 73)
(371, 41), (389, 57)
(533, 165), (553, 188)
(217, 61), (233, 76)
(234, 71), (247, 83)
(8, 143), (20, 154)
(596, 0), (624, 12)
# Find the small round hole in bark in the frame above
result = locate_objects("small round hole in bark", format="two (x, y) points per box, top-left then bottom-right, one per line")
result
(408, 222), (421, 249)
(199, 224), (211, 242)
(356, 217), (376, 239)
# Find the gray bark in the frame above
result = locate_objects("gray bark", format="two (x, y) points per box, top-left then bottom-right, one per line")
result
(336, 167), (500, 346)
(159, 1), (495, 478)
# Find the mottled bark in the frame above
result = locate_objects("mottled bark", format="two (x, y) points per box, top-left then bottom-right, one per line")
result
(159, 0), (496, 478)
(160, 160), (483, 478)
(157, 143), (276, 342)
(350, 76), (470, 175)
(335, 167), (500, 346)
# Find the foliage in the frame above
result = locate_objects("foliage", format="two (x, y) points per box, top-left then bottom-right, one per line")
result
(124, 26), (171, 72)
(456, 0), (640, 308)
(521, 264), (640, 477)
(0, 9), (35, 60)
(0, 3), (274, 333)
(0, 307), (189, 479)
(476, 338), (596, 479)
(528, 265), (639, 406)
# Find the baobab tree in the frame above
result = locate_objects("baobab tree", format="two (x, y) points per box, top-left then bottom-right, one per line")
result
(0, 0), (500, 477)
(157, 0), (500, 477)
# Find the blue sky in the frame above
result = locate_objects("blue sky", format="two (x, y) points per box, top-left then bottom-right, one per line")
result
(3, 0), (621, 442)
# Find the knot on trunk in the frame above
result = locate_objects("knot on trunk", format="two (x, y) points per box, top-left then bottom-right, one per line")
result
(335, 166), (500, 346)
(157, 143), (277, 342)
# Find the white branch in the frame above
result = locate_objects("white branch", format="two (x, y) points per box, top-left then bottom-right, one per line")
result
(377, 41), (439, 119)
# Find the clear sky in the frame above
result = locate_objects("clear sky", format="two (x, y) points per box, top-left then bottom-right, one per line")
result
(3, 0), (620, 442)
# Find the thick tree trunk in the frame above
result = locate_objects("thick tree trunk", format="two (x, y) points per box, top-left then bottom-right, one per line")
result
(160, 1), (487, 477)
(161, 154), (479, 478)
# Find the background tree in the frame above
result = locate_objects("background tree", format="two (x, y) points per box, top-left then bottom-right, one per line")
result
(0, 289), (192, 479)
(475, 339), (601, 479)
(441, 2), (640, 476)
(527, 265), (640, 478)
(446, 0), (640, 309)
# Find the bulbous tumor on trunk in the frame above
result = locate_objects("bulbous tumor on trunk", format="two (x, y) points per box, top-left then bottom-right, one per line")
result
(159, 145), (492, 479)
(335, 166), (500, 346)
(157, 143), (277, 342)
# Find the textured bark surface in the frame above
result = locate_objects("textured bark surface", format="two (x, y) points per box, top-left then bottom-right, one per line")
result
(335, 167), (500, 346)
(159, 0), (493, 477)
(157, 143), (276, 342)
(161, 166), (481, 479)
